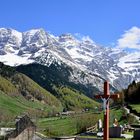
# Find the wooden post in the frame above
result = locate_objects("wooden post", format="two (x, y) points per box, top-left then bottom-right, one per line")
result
(95, 81), (119, 140)
(104, 81), (109, 140)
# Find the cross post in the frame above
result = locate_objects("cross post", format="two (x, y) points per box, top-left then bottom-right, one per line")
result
(95, 81), (119, 140)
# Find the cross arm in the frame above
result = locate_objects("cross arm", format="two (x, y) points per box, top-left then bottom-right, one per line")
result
(94, 95), (107, 99)
(110, 94), (120, 99)
(94, 94), (120, 99)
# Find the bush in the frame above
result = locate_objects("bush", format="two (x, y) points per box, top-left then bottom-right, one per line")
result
(75, 113), (99, 134)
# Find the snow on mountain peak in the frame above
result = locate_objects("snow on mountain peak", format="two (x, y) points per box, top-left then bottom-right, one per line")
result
(0, 28), (140, 90)
(59, 33), (76, 42)
(0, 28), (22, 53)
(81, 36), (95, 44)
(118, 52), (140, 70)
(23, 28), (45, 36)
(20, 28), (48, 54)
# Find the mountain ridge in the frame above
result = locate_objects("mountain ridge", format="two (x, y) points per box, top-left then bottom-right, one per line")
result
(0, 28), (140, 90)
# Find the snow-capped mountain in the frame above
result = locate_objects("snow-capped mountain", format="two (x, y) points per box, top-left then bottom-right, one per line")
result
(0, 28), (22, 54)
(0, 28), (140, 90)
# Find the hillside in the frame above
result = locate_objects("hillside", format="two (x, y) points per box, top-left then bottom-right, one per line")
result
(0, 62), (99, 121)
(16, 63), (99, 111)
(0, 62), (63, 120)
(0, 90), (59, 121)
(0, 62), (61, 106)
(52, 86), (99, 111)
(16, 63), (100, 98)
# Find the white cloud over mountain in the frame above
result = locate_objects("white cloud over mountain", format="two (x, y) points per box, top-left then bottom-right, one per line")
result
(116, 26), (140, 50)
(74, 33), (95, 44)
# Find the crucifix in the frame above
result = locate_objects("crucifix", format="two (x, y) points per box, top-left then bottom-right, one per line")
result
(95, 81), (119, 140)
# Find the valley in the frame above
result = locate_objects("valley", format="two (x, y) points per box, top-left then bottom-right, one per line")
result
(0, 28), (140, 139)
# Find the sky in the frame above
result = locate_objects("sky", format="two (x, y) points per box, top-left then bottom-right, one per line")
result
(0, 0), (140, 50)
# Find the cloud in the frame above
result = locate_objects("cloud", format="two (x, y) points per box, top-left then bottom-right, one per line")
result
(116, 26), (140, 50)
(74, 33), (95, 44)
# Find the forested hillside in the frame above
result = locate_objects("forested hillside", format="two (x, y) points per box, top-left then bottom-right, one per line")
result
(0, 62), (99, 121)
(123, 81), (140, 103)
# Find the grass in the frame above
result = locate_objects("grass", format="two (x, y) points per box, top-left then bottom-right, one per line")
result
(0, 72), (63, 122)
(38, 117), (77, 136)
(36, 107), (126, 137)
(12, 73), (62, 107)
(37, 112), (102, 137)
(130, 104), (140, 113)
(0, 76), (18, 95)
(0, 106), (132, 139)
(53, 86), (99, 111)
(110, 108), (124, 125)
(0, 91), (62, 122)
(0, 72), (99, 118)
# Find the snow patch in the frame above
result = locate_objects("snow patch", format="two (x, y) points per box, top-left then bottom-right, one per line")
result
(0, 53), (33, 66)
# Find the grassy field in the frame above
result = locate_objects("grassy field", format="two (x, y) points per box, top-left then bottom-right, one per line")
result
(36, 106), (131, 137)
(110, 108), (125, 124)
(0, 91), (62, 122)
(37, 116), (77, 136)
(0, 106), (133, 139)
(37, 113), (102, 137)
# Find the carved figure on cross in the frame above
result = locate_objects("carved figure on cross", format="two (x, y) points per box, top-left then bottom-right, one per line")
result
(101, 95), (110, 114)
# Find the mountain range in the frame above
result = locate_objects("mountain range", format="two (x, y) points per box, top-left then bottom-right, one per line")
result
(0, 28), (140, 92)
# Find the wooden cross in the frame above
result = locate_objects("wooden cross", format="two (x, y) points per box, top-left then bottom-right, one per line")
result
(95, 81), (120, 140)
